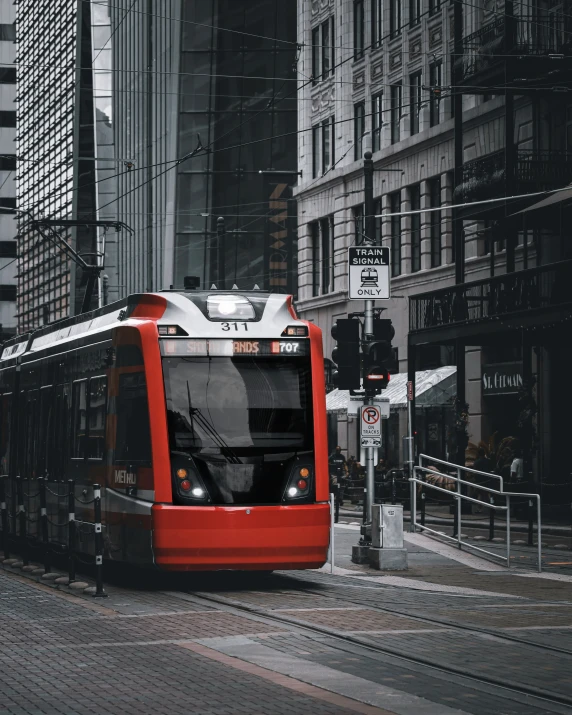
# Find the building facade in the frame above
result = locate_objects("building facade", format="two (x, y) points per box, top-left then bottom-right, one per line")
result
(0, 0), (17, 340)
(15, 0), (298, 331)
(296, 0), (572, 506)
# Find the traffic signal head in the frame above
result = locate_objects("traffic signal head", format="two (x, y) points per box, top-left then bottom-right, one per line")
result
(362, 318), (395, 394)
(331, 318), (360, 390)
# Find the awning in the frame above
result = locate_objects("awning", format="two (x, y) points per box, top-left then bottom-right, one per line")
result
(326, 366), (457, 415)
(510, 185), (572, 215)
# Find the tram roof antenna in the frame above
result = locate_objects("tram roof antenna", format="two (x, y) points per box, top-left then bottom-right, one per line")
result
(232, 284), (239, 290)
(253, 284), (261, 290)
(210, 284), (217, 289)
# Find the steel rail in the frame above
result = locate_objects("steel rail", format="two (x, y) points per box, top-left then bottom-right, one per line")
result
(184, 589), (572, 710)
(285, 576), (572, 658)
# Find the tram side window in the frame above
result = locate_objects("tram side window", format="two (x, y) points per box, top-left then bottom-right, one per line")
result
(116, 372), (151, 464)
(23, 391), (39, 478)
(0, 393), (11, 475)
(87, 377), (107, 460)
(53, 384), (71, 475)
(72, 381), (88, 459)
(38, 387), (54, 476)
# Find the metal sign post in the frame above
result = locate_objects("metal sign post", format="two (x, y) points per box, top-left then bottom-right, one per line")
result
(407, 380), (416, 532)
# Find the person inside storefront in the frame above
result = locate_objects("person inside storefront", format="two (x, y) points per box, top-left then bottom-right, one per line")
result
(510, 448), (524, 483)
(472, 447), (494, 513)
(375, 458), (388, 479)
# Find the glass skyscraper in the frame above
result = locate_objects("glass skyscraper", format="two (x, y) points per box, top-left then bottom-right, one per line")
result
(15, 0), (297, 332)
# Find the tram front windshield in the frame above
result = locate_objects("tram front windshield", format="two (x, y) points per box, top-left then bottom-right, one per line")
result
(162, 355), (314, 504)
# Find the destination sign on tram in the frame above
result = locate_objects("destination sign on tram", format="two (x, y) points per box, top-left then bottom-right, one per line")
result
(160, 339), (309, 357)
(348, 247), (390, 300)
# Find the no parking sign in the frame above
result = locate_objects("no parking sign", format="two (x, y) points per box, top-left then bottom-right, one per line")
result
(360, 405), (382, 447)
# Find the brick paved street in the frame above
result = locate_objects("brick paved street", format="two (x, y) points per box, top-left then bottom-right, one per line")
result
(2, 524), (572, 715)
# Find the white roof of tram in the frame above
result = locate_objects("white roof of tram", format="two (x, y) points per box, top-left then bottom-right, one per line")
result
(326, 366), (457, 414)
(1, 291), (304, 360)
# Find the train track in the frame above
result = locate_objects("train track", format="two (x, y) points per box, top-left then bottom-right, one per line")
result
(181, 579), (572, 713)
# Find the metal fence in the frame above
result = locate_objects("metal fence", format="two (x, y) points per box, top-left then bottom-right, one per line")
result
(409, 454), (542, 572)
(0, 475), (106, 596)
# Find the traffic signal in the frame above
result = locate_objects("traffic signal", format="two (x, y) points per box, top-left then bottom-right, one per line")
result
(362, 318), (395, 393)
(331, 318), (360, 390)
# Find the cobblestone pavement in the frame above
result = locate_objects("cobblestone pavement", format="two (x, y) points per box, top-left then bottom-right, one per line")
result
(2, 523), (572, 715)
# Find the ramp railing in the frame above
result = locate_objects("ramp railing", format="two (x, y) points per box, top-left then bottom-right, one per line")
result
(409, 454), (542, 572)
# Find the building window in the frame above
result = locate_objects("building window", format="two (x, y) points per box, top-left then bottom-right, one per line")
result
(312, 125), (320, 178)
(0, 24), (16, 41)
(354, 0), (365, 60)
(429, 62), (442, 127)
(312, 26), (320, 84)
(390, 84), (402, 145)
(410, 72), (422, 136)
(0, 242), (17, 258)
(322, 17), (334, 78)
(429, 0), (442, 15)
(372, 0), (382, 48)
(429, 177), (442, 267)
(0, 156), (16, 171)
(450, 54), (456, 119)
(354, 102), (366, 160)
(354, 205), (364, 244)
(321, 217), (334, 294)
(410, 0), (421, 26)
(313, 117), (335, 177)
(390, 0), (402, 38)
(322, 116), (334, 173)
(0, 285), (16, 301)
(0, 111), (16, 128)
(313, 18), (335, 84)
(0, 67), (16, 84)
(372, 93), (383, 153)
(410, 185), (421, 273)
(389, 192), (401, 276)
(311, 222), (320, 296)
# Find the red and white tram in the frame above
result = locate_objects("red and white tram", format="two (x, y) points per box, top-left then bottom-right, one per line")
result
(0, 291), (330, 571)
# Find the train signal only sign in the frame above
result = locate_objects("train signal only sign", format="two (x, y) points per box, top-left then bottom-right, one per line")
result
(348, 247), (390, 300)
(360, 405), (382, 447)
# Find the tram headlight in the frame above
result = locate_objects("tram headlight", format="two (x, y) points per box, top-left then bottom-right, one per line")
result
(207, 295), (255, 321)
(288, 487), (298, 497)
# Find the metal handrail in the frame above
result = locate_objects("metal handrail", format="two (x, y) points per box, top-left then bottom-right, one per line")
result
(410, 456), (542, 572)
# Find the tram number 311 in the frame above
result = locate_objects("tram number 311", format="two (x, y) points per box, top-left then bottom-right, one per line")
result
(221, 322), (249, 331)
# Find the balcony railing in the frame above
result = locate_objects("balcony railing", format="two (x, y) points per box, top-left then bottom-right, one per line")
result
(459, 11), (571, 81)
(410, 260), (572, 333)
(454, 149), (572, 203)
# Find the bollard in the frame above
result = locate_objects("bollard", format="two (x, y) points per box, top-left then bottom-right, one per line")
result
(528, 499), (534, 547)
(489, 495), (495, 541)
(39, 477), (51, 574)
(16, 476), (28, 566)
(93, 484), (107, 597)
(68, 479), (76, 583)
(0, 475), (9, 559)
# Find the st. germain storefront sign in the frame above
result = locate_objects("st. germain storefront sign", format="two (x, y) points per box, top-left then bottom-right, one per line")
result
(482, 362), (523, 396)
